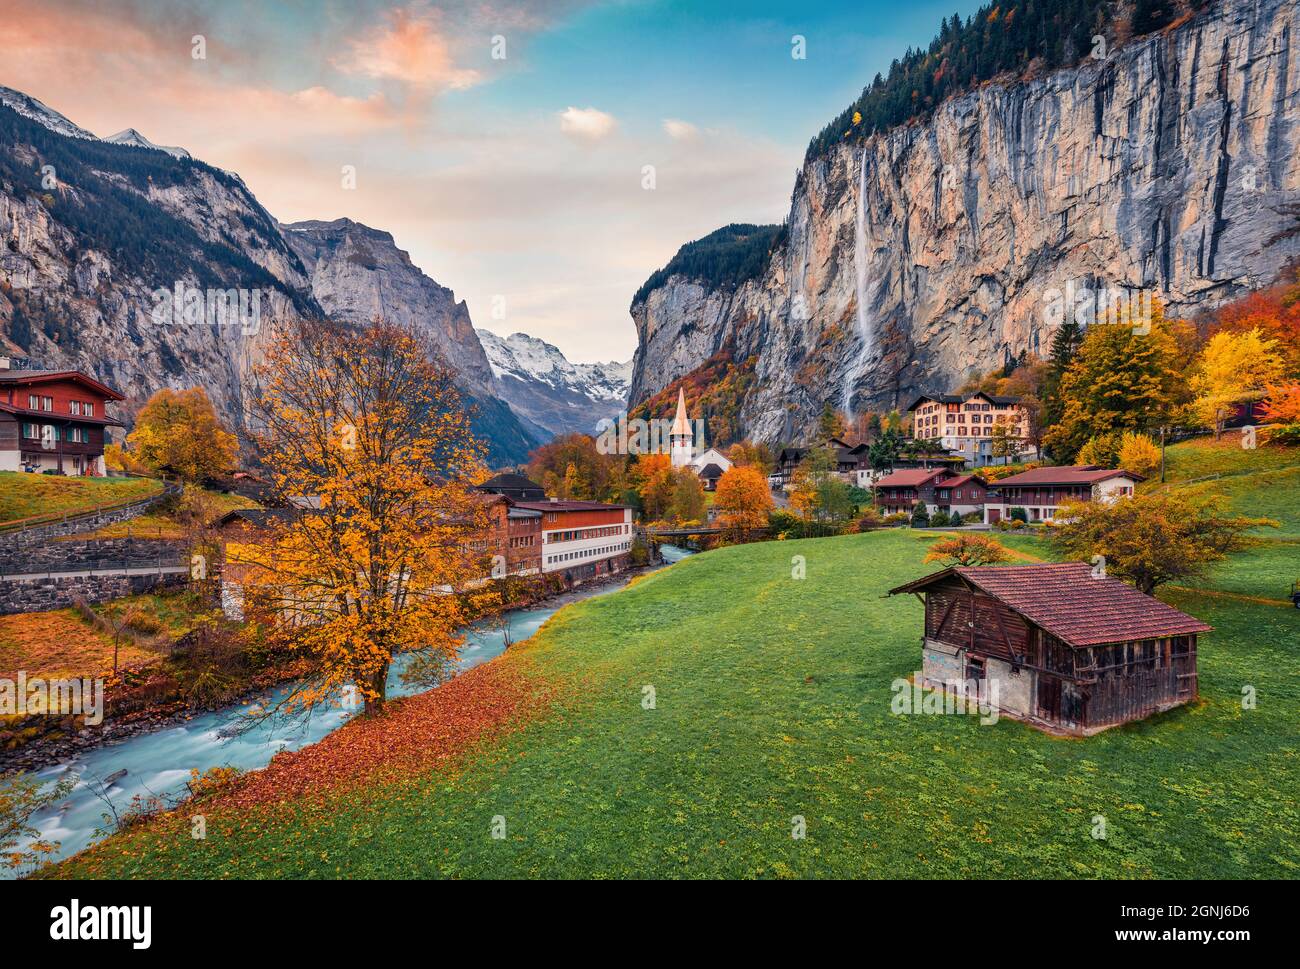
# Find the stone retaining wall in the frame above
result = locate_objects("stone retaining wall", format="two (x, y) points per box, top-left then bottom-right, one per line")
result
(0, 571), (186, 615)
(0, 538), (185, 576)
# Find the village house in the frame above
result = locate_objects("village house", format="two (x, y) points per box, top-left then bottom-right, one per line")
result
(0, 360), (125, 475)
(889, 562), (1211, 735)
(907, 392), (1034, 467)
(872, 468), (990, 517)
(476, 475), (634, 586)
(983, 466), (1141, 524)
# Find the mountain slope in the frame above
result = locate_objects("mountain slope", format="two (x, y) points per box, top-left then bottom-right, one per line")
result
(282, 219), (538, 465)
(0, 87), (537, 465)
(629, 0), (1300, 443)
(476, 328), (630, 438)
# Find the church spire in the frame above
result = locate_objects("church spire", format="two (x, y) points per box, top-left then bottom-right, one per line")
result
(670, 386), (691, 438)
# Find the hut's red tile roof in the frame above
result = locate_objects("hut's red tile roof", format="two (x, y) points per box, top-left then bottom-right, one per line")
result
(891, 562), (1212, 647)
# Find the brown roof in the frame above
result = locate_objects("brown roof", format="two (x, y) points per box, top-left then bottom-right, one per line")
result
(873, 468), (950, 488)
(991, 466), (1143, 487)
(889, 562), (1212, 647)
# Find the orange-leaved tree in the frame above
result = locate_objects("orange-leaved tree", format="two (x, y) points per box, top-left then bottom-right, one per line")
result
(924, 533), (1011, 567)
(237, 318), (495, 717)
(714, 465), (773, 538)
(126, 386), (238, 482)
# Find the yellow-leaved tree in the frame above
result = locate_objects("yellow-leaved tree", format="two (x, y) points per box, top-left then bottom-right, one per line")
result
(125, 387), (238, 482)
(236, 318), (495, 717)
(1116, 431), (1160, 476)
(1190, 328), (1286, 429)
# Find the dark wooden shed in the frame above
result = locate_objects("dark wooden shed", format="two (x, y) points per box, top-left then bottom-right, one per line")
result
(888, 562), (1212, 735)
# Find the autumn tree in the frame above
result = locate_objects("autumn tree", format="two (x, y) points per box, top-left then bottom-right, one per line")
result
(125, 386), (238, 482)
(1042, 308), (1184, 461)
(526, 433), (625, 502)
(924, 533), (1011, 566)
(1, 772), (75, 874)
(237, 318), (494, 717)
(1117, 431), (1161, 476)
(1189, 328), (1286, 431)
(714, 465), (774, 538)
(789, 446), (853, 534)
(668, 468), (707, 524)
(818, 401), (847, 440)
(1049, 492), (1274, 594)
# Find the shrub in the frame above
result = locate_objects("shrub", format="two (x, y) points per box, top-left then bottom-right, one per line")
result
(855, 507), (883, 532)
(883, 512), (910, 525)
(910, 501), (930, 528)
(929, 510), (951, 527)
(1009, 507), (1029, 523)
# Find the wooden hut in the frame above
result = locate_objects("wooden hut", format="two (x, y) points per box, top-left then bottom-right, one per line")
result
(888, 562), (1211, 735)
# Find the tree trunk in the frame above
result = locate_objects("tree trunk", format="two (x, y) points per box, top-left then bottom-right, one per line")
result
(363, 663), (390, 716)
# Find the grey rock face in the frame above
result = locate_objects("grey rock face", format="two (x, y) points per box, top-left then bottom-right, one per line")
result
(282, 218), (497, 397)
(629, 0), (1300, 443)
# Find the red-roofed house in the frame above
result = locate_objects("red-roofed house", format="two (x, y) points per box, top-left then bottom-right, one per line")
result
(982, 466), (1142, 524)
(0, 366), (125, 475)
(873, 468), (989, 517)
(889, 562), (1211, 735)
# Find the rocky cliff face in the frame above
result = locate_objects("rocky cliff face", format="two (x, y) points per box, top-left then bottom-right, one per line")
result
(0, 90), (537, 465)
(0, 88), (314, 429)
(476, 328), (630, 439)
(283, 219), (539, 463)
(629, 0), (1300, 442)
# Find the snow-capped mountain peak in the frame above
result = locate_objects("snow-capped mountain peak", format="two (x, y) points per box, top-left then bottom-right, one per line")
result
(476, 329), (631, 439)
(0, 86), (98, 141)
(104, 128), (192, 160)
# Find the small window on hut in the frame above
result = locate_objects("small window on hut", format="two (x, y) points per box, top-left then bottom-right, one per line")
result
(1171, 636), (1190, 656)
(967, 656), (986, 681)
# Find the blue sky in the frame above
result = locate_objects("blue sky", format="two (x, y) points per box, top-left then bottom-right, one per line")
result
(5, 0), (987, 362)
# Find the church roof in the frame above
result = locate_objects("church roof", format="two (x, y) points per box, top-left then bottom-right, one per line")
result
(670, 387), (692, 437)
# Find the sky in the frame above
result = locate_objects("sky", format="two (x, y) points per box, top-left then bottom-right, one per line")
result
(0, 0), (985, 363)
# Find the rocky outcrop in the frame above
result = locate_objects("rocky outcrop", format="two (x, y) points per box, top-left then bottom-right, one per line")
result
(477, 328), (630, 438)
(629, 0), (1300, 442)
(0, 89), (537, 464)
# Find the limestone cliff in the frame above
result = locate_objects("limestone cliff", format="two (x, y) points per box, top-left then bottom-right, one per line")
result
(628, 0), (1300, 442)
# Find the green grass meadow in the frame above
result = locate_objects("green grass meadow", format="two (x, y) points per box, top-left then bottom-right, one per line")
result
(49, 523), (1300, 879)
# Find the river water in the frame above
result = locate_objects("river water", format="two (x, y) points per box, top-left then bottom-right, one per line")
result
(10, 545), (691, 875)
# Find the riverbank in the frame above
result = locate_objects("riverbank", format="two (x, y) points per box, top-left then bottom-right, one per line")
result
(8, 548), (691, 874)
(2, 555), (679, 776)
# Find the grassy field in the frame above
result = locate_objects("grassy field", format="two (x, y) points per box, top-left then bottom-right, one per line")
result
(46, 525), (1299, 879)
(0, 473), (162, 526)
(77, 487), (256, 540)
(0, 609), (158, 679)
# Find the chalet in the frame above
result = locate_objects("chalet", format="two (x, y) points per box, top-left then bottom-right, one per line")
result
(983, 466), (1141, 524)
(873, 468), (989, 517)
(0, 365), (125, 475)
(907, 392), (1034, 467)
(888, 562), (1211, 735)
(479, 493), (543, 576)
(772, 437), (861, 487)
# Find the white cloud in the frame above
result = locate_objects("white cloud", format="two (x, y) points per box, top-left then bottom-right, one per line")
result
(662, 118), (699, 140)
(558, 106), (617, 140)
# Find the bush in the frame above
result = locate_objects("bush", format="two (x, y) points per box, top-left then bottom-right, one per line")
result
(910, 501), (930, 528)
(1009, 507), (1029, 523)
(855, 507), (883, 532)
(929, 510), (951, 527)
(883, 512), (910, 525)
(961, 511), (983, 524)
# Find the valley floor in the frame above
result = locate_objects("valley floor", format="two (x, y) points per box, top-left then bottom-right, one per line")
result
(44, 526), (1299, 879)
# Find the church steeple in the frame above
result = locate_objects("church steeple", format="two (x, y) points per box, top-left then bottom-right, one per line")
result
(669, 387), (694, 467)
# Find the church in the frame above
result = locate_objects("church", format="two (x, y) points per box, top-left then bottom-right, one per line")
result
(668, 387), (732, 490)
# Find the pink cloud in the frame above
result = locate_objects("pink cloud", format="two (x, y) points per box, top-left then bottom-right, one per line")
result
(334, 3), (481, 91)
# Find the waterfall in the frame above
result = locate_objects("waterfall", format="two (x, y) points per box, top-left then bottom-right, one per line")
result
(841, 147), (877, 415)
